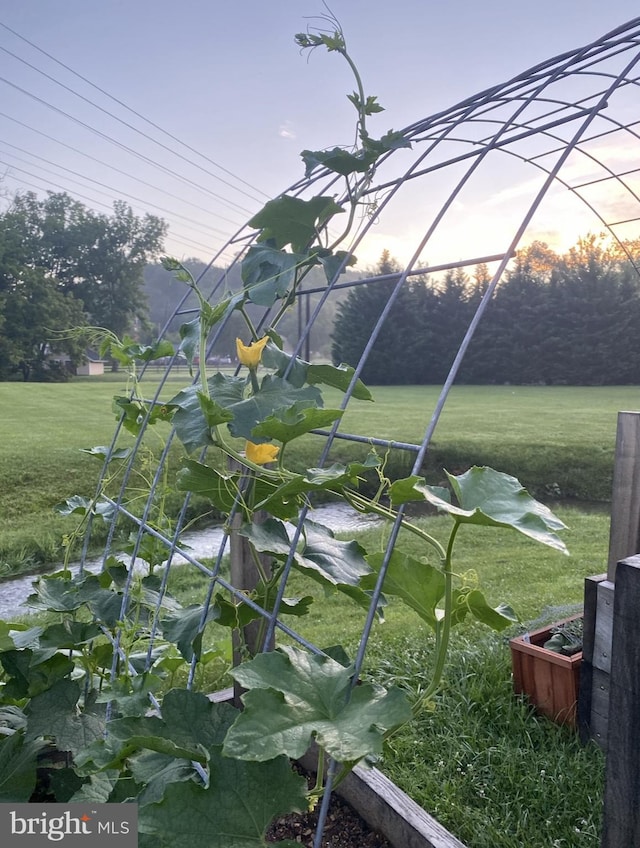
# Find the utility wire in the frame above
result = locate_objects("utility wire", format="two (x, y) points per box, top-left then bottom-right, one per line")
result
(0, 160), (229, 256)
(0, 111), (245, 227)
(0, 26), (270, 202)
(0, 75), (255, 217)
(0, 142), (235, 239)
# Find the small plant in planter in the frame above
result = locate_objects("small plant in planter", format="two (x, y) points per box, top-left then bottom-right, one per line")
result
(2, 14), (571, 848)
(510, 614), (583, 727)
(544, 616), (583, 656)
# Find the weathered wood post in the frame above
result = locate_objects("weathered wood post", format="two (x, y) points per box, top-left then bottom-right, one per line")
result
(579, 411), (640, 748)
(601, 554), (640, 846)
(228, 458), (273, 707)
(575, 412), (640, 846)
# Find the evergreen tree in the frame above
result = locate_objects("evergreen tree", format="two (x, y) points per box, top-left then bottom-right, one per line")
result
(332, 250), (424, 384)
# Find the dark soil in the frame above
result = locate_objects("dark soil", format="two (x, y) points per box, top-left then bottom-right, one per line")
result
(266, 792), (392, 847)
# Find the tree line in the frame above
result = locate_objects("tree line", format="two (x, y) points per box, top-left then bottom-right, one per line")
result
(332, 240), (640, 385)
(0, 192), (165, 381)
(3, 189), (639, 387)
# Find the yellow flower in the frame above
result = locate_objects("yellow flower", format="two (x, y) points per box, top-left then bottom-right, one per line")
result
(245, 441), (280, 465)
(236, 336), (269, 369)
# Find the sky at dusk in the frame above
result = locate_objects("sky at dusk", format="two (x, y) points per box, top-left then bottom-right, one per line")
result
(1, 1), (639, 269)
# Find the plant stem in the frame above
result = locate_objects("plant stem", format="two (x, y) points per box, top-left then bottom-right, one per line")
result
(346, 491), (446, 560)
(411, 521), (461, 717)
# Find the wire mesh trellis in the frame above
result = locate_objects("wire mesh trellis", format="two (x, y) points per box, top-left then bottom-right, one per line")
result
(73, 16), (640, 847)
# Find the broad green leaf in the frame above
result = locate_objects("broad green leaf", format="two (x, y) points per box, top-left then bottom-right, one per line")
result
(1, 649), (74, 699)
(69, 770), (121, 804)
(54, 495), (114, 523)
(248, 195), (344, 253)
(109, 337), (175, 365)
(240, 519), (372, 608)
(315, 249), (357, 283)
(432, 467), (568, 553)
(225, 646), (411, 763)
(25, 679), (104, 756)
(261, 343), (308, 388)
(138, 747), (307, 848)
(239, 517), (292, 558)
(176, 460), (240, 513)
(79, 445), (131, 462)
(198, 391), (234, 428)
(255, 457), (380, 516)
(251, 404), (343, 444)
(96, 673), (162, 718)
(25, 574), (82, 612)
(0, 622), (42, 652)
(388, 475), (436, 507)
(77, 576), (126, 627)
(216, 584), (313, 629)
(301, 146), (378, 178)
(168, 374), (246, 453)
(227, 375), (322, 441)
(295, 521), (372, 598)
(134, 339), (175, 362)
(450, 589), (519, 632)
(160, 604), (221, 662)
(362, 550), (445, 630)
(364, 129), (412, 154)
(241, 244), (304, 307)
(0, 732), (44, 802)
(39, 620), (102, 649)
(108, 689), (236, 756)
(178, 318), (200, 374)
(391, 468), (568, 553)
(129, 752), (198, 806)
(0, 705), (28, 732)
(306, 363), (373, 400)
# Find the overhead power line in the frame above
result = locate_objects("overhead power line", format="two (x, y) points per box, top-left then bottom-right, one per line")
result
(0, 142), (237, 239)
(0, 111), (247, 228)
(4, 151), (229, 239)
(3, 172), (232, 260)
(0, 75), (255, 217)
(0, 21), (270, 203)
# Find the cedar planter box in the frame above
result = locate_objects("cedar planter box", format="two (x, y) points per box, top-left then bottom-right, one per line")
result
(509, 616), (582, 727)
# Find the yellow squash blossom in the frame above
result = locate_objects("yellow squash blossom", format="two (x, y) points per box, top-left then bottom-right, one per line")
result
(236, 336), (269, 369)
(245, 441), (280, 465)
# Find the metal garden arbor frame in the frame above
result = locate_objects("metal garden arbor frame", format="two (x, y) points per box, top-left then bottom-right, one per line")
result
(84, 16), (640, 847)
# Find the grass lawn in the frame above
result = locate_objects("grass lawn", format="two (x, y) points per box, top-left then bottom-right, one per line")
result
(0, 373), (616, 847)
(0, 379), (635, 573)
(160, 505), (607, 848)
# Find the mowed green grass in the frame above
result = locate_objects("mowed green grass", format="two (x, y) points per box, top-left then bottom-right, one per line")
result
(0, 379), (636, 573)
(0, 375), (191, 572)
(0, 376), (618, 848)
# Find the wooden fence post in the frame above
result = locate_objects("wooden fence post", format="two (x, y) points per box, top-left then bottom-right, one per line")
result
(601, 554), (640, 847)
(579, 411), (640, 748)
(228, 459), (273, 707)
(607, 412), (640, 580)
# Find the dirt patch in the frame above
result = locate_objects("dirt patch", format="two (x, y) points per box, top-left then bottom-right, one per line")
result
(266, 791), (392, 847)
